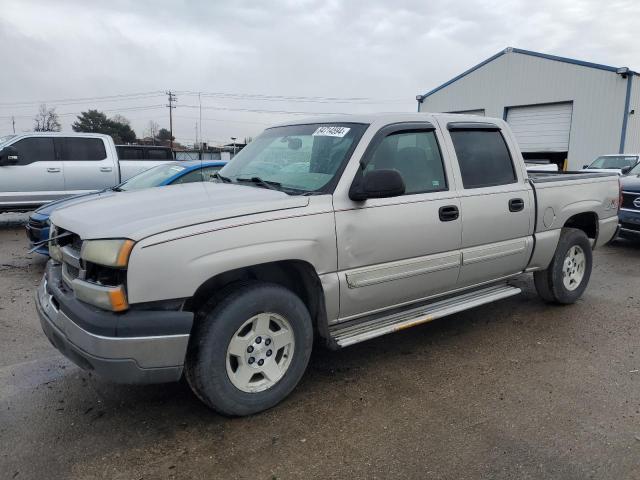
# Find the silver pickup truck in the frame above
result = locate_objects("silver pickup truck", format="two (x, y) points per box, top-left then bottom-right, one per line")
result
(36, 113), (620, 416)
(0, 133), (174, 212)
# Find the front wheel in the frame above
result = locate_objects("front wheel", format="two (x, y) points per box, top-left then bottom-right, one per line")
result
(185, 282), (313, 416)
(534, 227), (593, 304)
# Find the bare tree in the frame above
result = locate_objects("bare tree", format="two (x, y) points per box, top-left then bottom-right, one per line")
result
(111, 114), (130, 126)
(33, 104), (61, 132)
(145, 120), (159, 144)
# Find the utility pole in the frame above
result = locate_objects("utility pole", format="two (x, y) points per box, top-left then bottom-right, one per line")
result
(166, 91), (177, 149)
(198, 92), (203, 158)
(11, 116), (15, 134)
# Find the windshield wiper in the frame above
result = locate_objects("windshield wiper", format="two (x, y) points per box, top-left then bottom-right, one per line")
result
(213, 172), (232, 183)
(236, 176), (281, 191)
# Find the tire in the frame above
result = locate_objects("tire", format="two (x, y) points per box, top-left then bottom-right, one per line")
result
(185, 281), (313, 416)
(533, 227), (592, 304)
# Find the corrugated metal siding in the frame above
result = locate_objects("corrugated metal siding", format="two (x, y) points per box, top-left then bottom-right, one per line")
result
(624, 77), (640, 153)
(419, 51), (629, 169)
(447, 109), (485, 116)
(506, 103), (572, 152)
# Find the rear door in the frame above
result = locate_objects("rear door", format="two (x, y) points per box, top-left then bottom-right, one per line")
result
(0, 136), (65, 208)
(58, 137), (118, 193)
(442, 121), (534, 287)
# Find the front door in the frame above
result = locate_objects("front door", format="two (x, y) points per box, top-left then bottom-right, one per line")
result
(334, 124), (462, 321)
(0, 136), (65, 208)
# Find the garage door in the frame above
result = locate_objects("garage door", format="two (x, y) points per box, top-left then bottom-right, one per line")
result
(506, 103), (572, 152)
(448, 109), (485, 116)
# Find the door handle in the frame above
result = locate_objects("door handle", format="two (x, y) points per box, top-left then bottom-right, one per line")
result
(100, 167), (113, 172)
(46, 167), (61, 173)
(509, 198), (525, 212)
(439, 205), (459, 222)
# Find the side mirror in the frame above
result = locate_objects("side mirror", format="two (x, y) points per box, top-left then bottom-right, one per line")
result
(0, 146), (19, 166)
(349, 169), (405, 201)
(621, 166), (632, 174)
(582, 164), (589, 169)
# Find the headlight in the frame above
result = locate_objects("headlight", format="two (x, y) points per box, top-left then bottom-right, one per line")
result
(81, 239), (135, 267)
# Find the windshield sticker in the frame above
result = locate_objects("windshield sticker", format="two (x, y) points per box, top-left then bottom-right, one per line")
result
(312, 126), (350, 137)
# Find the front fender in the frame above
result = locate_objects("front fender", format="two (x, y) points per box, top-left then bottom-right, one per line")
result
(126, 208), (337, 305)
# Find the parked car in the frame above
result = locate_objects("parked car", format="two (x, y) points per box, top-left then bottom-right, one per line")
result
(116, 145), (174, 161)
(525, 160), (559, 172)
(582, 154), (639, 175)
(618, 162), (640, 240)
(37, 113), (620, 416)
(26, 160), (226, 254)
(0, 133), (177, 212)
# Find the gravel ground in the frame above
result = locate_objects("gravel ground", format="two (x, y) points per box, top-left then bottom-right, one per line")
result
(1, 212), (639, 479)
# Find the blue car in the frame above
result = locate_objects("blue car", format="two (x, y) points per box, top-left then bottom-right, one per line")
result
(26, 160), (226, 255)
(619, 162), (640, 240)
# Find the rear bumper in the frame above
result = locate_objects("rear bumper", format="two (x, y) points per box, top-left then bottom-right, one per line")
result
(596, 215), (620, 247)
(36, 264), (192, 384)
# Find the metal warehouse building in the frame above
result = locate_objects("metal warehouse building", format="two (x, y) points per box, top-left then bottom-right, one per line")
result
(416, 47), (639, 170)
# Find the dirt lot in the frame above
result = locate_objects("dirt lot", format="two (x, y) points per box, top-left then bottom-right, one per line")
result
(1, 212), (639, 480)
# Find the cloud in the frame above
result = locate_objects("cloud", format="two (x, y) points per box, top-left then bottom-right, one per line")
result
(0, 0), (638, 144)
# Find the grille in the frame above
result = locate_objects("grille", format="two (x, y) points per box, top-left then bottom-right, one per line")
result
(50, 224), (84, 289)
(622, 191), (640, 210)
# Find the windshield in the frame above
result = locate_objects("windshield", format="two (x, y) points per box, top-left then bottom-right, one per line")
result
(588, 155), (638, 169)
(0, 135), (16, 146)
(219, 123), (367, 194)
(629, 162), (640, 175)
(118, 163), (186, 191)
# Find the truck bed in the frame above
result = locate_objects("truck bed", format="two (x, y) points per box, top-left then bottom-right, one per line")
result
(528, 171), (618, 183)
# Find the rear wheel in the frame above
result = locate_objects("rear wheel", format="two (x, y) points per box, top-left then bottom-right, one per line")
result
(534, 228), (592, 304)
(185, 282), (313, 416)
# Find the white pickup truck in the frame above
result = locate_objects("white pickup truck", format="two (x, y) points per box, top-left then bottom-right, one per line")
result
(37, 113), (620, 416)
(0, 133), (174, 212)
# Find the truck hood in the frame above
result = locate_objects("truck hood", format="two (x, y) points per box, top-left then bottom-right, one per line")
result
(50, 182), (309, 241)
(621, 174), (640, 192)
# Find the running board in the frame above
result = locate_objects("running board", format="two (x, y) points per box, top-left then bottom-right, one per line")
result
(330, 284), (522, 347)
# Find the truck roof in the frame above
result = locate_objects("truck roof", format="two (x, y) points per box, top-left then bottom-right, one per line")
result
(272, 112), (497, 128)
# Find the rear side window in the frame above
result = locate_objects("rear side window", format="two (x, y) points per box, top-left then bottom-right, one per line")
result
(11, 137), (55, 165)
(450, 130), (516, 189)
(59, 138), (107, 161)
(147, 148), (172, 160)
(117, 146), (144, 160)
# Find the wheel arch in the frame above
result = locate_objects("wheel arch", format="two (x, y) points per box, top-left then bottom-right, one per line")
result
(184, 260), (329, 340)
(563, 211), (599, 243)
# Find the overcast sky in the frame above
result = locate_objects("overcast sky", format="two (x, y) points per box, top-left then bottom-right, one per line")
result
(1, 0), (639, 146)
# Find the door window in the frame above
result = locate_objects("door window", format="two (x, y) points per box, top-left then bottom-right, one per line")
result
(117, 146), (144, 160)
(59, 138), (107, 161)
(450, 130), (516, 189)
(10, 137), (55, 165)
(147, 148), (173, 160)
(365, 130), (447, 194)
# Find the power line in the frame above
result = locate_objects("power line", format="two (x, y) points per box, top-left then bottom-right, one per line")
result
(178, 104), (347, 115)
(0, 91), (165, 108)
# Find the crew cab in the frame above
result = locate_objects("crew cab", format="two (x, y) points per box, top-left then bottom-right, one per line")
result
(0, 133), (175, 212)
(36, 113), (620, 416)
